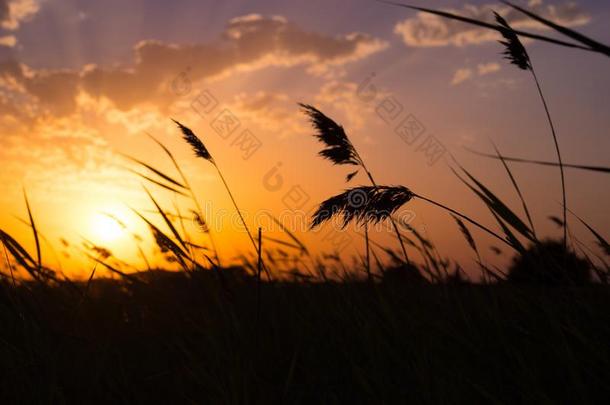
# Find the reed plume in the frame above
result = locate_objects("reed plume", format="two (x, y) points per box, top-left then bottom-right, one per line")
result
(173, 119), (213, 162)
(145, 132), (221, 267)
(172, 119), (262, 272)
(311, 184), (512, 251)
(495, 13), (531, 70)
(311, 186), (414, 228)
(300, 104), (411, 264)
(299, 104), (360, 169)
(494, 12), (568, 252)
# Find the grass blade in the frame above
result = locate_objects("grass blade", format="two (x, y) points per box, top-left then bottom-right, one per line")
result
(454, 163), (534, 241)
(377, 1), (593, 52)
(147, 132), (221, 267)
(23, 190), (41, 272)
(85, 253), (139, 282)
(489, 142), (536, 237)
(122, 154), (186, 189)
(452, 214), (480, 259)
(489, 210), (526, 253)
(131, 208), (190, 270)
(464, 147), (610, 174)
(262, 236), (303, 252)
(266, 214), (309, 255)
(128, 169), (189, 196)
(501, 0), (610, 57)
(568, 208), (610, 256)
(143, 188), (189, 252)
(0, 229), (41, 280)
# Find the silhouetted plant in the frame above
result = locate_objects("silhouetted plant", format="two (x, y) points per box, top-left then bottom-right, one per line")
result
(507, 240), (591, 285)
(300, 104), (412, 264)
(173, 119), (262, 272)
(311, 182), (513, 252)
(494, 12), (567, 253)
(381, 1), (610, 58)
(381, 262), (426, 284)
(311, 186), (414, 229)
(146, 132), (221, 267)
(464, 147), (610, 175)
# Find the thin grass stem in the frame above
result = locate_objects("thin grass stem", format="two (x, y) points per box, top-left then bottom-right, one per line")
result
(413, 193), (512, 248)
(530, 68), (567, 251)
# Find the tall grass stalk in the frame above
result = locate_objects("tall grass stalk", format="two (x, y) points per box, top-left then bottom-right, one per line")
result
(494, 12), (567, 252)
(530, 67), (567, 247)
(2, 243), (16, 286)
(356, 150), (411, 265)
(364, 224), (371, 282)
(173, 120), (265, 275)
(23, 190), (41, 272)
(300, 104), (410, 264)
(257, 227), (262, 324)
(464, 147), (610, 174)
(312, 186), (513, 251)
(489, 142), (537, 238)
(146, 133), (222, 267)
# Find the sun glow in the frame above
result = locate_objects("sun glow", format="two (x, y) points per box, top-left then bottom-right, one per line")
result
(90, 213), (125, 243)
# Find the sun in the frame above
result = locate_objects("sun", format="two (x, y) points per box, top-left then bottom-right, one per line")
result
(90, 213), (125, 243)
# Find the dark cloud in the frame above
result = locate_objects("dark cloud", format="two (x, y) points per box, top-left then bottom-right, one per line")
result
(0, 1), (9, 23)
(0, 14), (385, 120)
(24, 71), (79, 116)
(81, 14), (385, 110)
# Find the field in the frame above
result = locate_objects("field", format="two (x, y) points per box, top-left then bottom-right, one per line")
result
(1, 272), (610, 403)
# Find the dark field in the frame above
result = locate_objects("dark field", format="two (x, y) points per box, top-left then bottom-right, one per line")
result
(1, 271), (609, 404)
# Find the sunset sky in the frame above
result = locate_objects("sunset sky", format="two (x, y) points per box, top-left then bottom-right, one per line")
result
(1, 0), (609, 278)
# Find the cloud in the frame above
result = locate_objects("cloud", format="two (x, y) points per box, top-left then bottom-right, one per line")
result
(0, 0), (39, 30)
(0, 14), (388, 193)
(394, 0), (590, 48)
(451, 62), (501, 86)
(0, 0), (39, 48)
(222, 91), (303, 139)
(477, 62), (501, 76)
(0, 34), (15, 46)
(0, 14), (387, 119)
(313, 81), (373, 131)
(80, 14), (386, 112)
(451, 68), (474, 86)
(216, 81), (388, 142)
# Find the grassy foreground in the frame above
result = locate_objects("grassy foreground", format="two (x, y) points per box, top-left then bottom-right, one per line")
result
(1, 271), (609, 404)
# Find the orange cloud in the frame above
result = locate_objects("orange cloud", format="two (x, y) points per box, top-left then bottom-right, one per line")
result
(0, 0), (39, 30)
(0, 0), (39, 48)
(394, 0), (590, 48)
(451, 62), (502, 86)
(0, 14), (386, 122)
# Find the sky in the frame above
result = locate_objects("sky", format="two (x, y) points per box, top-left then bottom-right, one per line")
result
(0, 0), (609, 279)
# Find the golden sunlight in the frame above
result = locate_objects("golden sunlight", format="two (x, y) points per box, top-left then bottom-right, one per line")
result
(89, 213), (126, 244)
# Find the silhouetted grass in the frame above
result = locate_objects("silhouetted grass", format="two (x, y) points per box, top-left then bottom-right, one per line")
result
(1, 273), (610, 403)
(381, 1), (610, 57)
(301, 103), (412, 264)
(464, 147), (610, 174)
